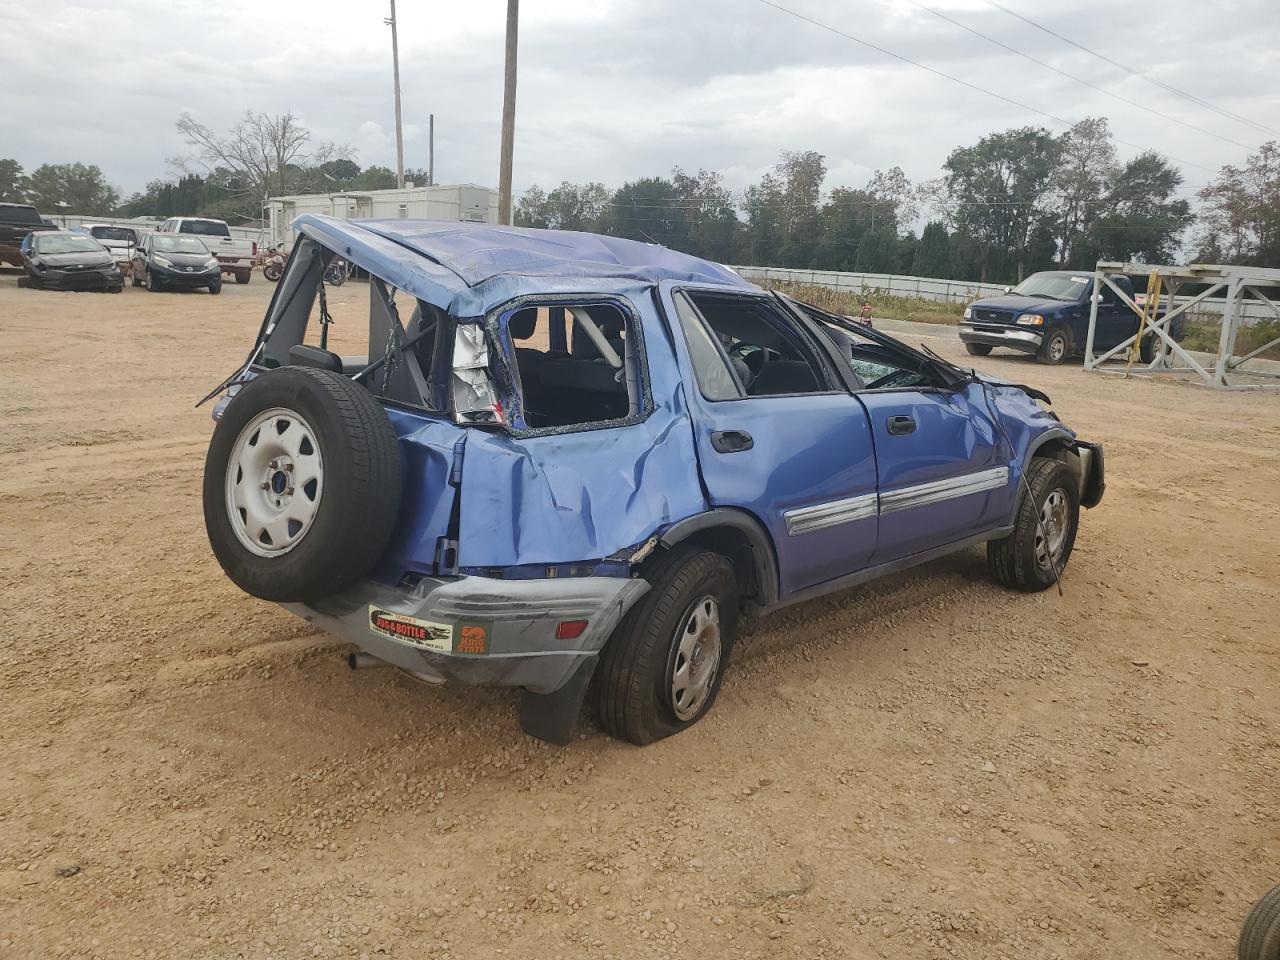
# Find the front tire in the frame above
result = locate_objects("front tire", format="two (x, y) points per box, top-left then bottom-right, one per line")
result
(145, 269), (162, 292)
(1239, 882), (1280, 960)
(208, 280), (222, 295)
(595, 548), (739, 745)
(987, 457), (1080, 592)
(964, 342), (993, 357)
(1036, 326), (1071, 364)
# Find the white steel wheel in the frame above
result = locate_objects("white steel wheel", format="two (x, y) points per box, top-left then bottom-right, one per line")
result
(670, 595), (722, 721)
(224, 407), (324, 557)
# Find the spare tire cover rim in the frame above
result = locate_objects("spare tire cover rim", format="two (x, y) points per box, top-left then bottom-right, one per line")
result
(225, 406), (324, 558)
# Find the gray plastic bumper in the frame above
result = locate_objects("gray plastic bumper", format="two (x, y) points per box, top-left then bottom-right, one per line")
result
(283, 574), (650, 694)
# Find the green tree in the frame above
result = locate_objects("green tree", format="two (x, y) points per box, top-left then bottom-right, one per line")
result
(1050, 117), (1118, 267)
(605, 177), (686, 248)
(352, 165), (397, 191)
(1082, 152), (1192, 265)
(1194, 141), (1280, 266)
(514, 185), (550, 228)
(25, 162), (120, 215)
(122, 174), (208, 218)
(671, 167), (739, 263)
(853, 225), (899, 274)
(514, 182), (609, 231)
(0, 159), (27, 202)
(912, 221), (952, 277)
(742, 150), (827, 267)
(939, 126), (1060, 282)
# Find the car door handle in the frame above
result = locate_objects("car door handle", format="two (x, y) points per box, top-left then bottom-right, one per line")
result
(711, 430), (754, 453)
(886, 415), (916, 436)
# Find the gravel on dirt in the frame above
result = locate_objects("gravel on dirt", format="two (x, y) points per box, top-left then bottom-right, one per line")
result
(1, 273), (1277, 960)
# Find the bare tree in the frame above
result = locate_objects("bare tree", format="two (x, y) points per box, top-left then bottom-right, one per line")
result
(176, 111), (348, 203)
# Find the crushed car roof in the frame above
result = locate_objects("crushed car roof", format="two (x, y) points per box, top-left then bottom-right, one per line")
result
(293, 214), (751, 295)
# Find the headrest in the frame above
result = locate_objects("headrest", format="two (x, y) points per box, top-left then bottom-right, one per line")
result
(508, 309), (537, 340)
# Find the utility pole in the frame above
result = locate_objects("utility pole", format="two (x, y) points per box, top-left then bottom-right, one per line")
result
(497, 0), (518, 225)
(385, 0), (405, 189)
(428, 113), (435, 186)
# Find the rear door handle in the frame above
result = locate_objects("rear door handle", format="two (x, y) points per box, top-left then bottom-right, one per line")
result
(711, 429), (754, 453)
(886, 415), (916, 436)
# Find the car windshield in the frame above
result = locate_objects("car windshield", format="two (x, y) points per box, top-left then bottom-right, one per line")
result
(155, 236), (210, 255)
(37, 235), (103, 254)
(1010, 274), (1090, 301)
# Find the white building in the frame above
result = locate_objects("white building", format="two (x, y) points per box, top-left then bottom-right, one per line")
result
(265, 183), (499, 248)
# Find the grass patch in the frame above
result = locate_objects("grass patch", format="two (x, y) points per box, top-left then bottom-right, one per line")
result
(764, 281), (966, 326)
(1182, 316), (1280, 362)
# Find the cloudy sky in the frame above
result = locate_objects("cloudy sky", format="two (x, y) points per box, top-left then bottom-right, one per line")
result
(2, 0), (1276, 203)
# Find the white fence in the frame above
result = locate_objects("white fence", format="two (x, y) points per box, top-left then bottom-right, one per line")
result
(45, 214), (269, 248)
(734, 265), (1005, 305)
(736, 264), (1279, 324)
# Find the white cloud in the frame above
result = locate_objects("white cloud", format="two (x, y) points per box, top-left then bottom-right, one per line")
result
(0, 0), (1274, 202)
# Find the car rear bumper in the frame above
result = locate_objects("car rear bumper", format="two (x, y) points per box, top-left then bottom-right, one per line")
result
(215, 257), (253, 274)
(282, 574), (651, 694)
(960, 323), (1043, 354)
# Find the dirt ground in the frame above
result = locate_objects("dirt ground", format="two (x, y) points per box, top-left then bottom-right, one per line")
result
(2, 272), (1278, 960)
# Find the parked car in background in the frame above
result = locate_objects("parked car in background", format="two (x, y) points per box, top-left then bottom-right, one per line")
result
(157, 217), (256, 284)
(201, 216), (1106, 747)
(78, 223), (142, 274)
(131, 233), (221, 294)
(958, 270), (1185, 365)
(21, 231), (122, 292)
(0, 202), (57, 267)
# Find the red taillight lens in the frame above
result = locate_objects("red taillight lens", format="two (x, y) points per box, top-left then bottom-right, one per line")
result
(252, 241), (258, 257)
(555, 619), (588, 640)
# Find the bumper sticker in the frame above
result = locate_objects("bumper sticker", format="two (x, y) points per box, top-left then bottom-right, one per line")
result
(368, 607), (453, 653)
(455, 621), (491, 655)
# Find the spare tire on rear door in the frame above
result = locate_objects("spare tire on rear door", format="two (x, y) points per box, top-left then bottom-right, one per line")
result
(203, 366), (402, 602)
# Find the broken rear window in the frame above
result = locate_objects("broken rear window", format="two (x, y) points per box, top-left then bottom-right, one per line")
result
(495, 301), (647, 433)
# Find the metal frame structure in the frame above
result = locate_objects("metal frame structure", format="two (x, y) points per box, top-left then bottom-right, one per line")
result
(1084, 261), (1280, 390)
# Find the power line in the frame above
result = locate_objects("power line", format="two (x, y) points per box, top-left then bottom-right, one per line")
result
(752, 0), (1219, 173)
(981, 0), (1280, 139)
(904, 0), (1254, 150)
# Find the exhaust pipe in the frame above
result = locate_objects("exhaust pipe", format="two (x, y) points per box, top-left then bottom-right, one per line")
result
(347, 652), (390, 670)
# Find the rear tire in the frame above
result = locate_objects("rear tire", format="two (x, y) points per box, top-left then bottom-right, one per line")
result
(987, 457), (1079, 592)
(203, 367), (402, 602)
(235, 271), (250, 285)
(595, 547), (739, 745)
(131, 271), (142, 287)
(964, 343), (993, 357)
(1239, 882), (1280, 960)
(1036, 326), (1071, 364)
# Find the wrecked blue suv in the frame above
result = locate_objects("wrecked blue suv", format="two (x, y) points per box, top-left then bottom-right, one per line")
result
(202, 216), (1105, 745)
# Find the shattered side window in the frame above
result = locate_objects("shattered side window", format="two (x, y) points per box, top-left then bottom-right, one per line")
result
(496, 301), (645, 432)
(451, 324), (504, 424)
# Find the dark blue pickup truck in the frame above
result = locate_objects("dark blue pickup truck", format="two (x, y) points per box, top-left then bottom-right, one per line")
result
(959, 270), (1185, 365)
